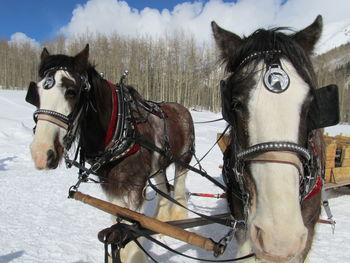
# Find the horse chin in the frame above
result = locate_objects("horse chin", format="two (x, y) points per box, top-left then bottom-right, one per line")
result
(255, 250), (302, 263)
(30, 134), (64, 170)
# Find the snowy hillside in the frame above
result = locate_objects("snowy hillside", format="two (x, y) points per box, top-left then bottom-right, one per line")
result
(0, 90), (349, 263)
(316, 19), (350, 54)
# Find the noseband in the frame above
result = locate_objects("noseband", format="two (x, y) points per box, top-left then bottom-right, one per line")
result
(34, 109), (70, 130)
(237, 141), (311, 182)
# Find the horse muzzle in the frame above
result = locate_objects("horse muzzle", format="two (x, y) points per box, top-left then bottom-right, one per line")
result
(30, 130), (63, 170)
(251, 223), (308, 262)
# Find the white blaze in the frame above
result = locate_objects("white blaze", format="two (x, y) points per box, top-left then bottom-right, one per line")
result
(247, 59), (309, 258)
(30, 71), (75, 169)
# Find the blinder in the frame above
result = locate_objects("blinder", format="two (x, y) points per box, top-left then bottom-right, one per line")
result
(25, 81), (40, 107)
(308, 84), (340, 130)
(25, 69), (58, 108)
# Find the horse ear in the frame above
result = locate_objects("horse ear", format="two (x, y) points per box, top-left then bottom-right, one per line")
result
(41, 48), (50, 60)
(211, 21), (242, 58)
(74, 44), (89, 72)
(292, 15), (323, 54)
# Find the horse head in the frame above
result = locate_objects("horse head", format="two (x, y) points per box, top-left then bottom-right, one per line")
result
(212, 16), (328, 262)
(27, 45), (90, 169)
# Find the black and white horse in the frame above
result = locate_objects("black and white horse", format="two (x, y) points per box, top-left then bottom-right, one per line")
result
(212, 15), (338, 262)
(26, 45), (195, 262)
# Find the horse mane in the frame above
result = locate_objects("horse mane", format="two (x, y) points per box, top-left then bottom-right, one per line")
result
(224, 27), (317, 90)
(126, 85), (143, 101)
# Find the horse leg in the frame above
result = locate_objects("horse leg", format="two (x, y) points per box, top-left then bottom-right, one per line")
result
(236, 240), (255, 262)
(235, 231), (255, 262)
(152, 169), (172, 221)
(303, 256), (310, 263)
(107, 195), (148, 263)
(170, 164), (188, 221)
(119, 240), (147, 263)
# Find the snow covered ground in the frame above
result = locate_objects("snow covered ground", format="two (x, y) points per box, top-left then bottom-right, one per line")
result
(0, 90), (349, 263)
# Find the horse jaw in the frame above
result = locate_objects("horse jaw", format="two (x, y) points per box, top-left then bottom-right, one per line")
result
(246, 60), (309, 261)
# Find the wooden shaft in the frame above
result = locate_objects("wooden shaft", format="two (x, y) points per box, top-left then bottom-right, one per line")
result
(70, 191), (216, 251)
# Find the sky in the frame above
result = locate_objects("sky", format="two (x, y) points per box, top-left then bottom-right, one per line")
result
(1, 0), (350, 52)
(1, 0), (205, 42)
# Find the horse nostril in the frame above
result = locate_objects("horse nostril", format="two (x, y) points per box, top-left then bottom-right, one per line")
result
(46, 149), (56, 168)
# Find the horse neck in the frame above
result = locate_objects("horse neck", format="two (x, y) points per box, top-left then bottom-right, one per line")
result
(80, 74), (113, 155)
(127, 87), (145, 118)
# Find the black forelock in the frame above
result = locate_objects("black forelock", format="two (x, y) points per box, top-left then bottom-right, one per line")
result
(224, 27), (317, 91)
(39, 54), (75, 78)
(38, 54), (100, 82)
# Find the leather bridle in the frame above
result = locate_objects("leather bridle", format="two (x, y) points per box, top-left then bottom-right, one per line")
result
(26, 67), (90, 150)
(221, 50), (322, 227)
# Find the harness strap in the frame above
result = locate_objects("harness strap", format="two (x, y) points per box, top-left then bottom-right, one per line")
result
(130, 226), (255, 262)
(147, 178), (237, 227)
(99, 222), (255, 262)
(247, 151), (324, 201)
(238, 141), (311, 161)
(247, 151), (304, 176)
(133, 132), (227, 191)
(104, 82), (118, 147)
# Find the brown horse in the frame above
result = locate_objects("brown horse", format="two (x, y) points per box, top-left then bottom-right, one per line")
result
(26, 45), (195, 263)
(212, 16), (337, 262)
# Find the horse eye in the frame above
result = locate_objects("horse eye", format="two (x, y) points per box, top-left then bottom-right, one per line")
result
(65, 88), (77, 98)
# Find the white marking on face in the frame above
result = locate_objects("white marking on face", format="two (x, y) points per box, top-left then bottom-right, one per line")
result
(30, 70), (76, 169)
(248, 60), (309, 145)
(38, 70), (75, 116)
(247, 59), (309, 258)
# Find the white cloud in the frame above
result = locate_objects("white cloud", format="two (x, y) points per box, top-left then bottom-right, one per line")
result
(9, 32), (40, 49)
(60, 0), (350, 50)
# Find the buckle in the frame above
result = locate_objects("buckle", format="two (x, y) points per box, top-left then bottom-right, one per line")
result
(91, 162), (102, 172)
